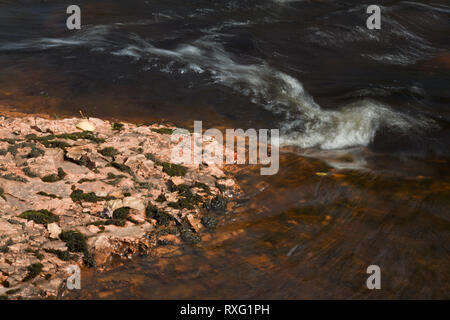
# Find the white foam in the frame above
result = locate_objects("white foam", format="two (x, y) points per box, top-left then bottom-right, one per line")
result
(0, 26), (436, 150)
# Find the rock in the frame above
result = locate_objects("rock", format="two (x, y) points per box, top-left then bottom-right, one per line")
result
(76, 120), (95, 132)
(171, 176), (185, 186)
(0, 115), (238, 300)
(87, 225), (100, 234)
(41, 240), (68, 251)
(122, 197), (146, 213)
(106, 199), (123, 212)
(65, 146), (88, 162)
(91, 235), (112, 266)
(78, 181), (114, 198)
(220, 178), (235, 187)
(0, 219), (22, 237)
(47, 223), (61, 239)
(186, 214), (202, 233)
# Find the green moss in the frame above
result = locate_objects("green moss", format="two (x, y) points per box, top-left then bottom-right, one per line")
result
(168, 184), (202, 209)
(59, 230), (87, 253)
(134, 179), (153, 189)
(23, 146), (45, 158)
(27, 131), (105, 145)
(192, 182), (211, 194)
(77, 178), (96, 184)
(180, 227), (201, 244)
(34, 252), (44, 260)
(7, 142), (35, 157)
(215, 182), (226, 192)
(57, 132), (105, 143)
(70, 189), (113, 203)
(5, 288), (21, 295)
(87, 219), (125, 227)
(155, 194), (166, 203)
(82, 251), (96, 268)
(160, 162), (187, 177)
(36, 191), (62, 199)
(112, 122), (124, 131)
(204, 195), (227, 211)
(0, 239), (13, 253)
(86, 207), (130, 228)
(1, 173), (28, 183)
(146, 204), (174, 226)
(151, 128), (174, 135)
(23, 167), (38, 178)
(19, 210), (59, 225)
(201, 215), (218, 230)
(103, 172), (127, 186)
(145, 153), (157, 162)
(44, 249), (71, 261)
(107, 162), (134, 177)
(98, 147), (119, 157)
(0, 138), (18, 144)
(41, 167), (66, 183)
(113, 207), (130, 220)
(145, 153), (187, 176)
(0, 187), (5, 200)
(23, 263), (43, 282)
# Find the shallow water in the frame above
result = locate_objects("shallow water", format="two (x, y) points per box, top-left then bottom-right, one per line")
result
(65, 153), (449, 299)
(0, 0), (449, 299)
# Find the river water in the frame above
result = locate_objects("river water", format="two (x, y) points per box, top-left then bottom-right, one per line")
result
(0, 0), (449, 299)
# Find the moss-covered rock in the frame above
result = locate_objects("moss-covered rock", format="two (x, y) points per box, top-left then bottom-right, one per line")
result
(23, 263), (43, 282)
(155, 194), (166, 203)
(180, 227), (201, 244)
(146, 204), (174, 226)
(44, 249), (71, 261)
(70, 189), (113, 203)
(201, 215), (218, 230)
(23, 166), (38, 178)
(112, 122), (124, 131)
(204, 195), (227, 211)
(151, 128), (174, 135)
(98, 147), (119, 157)
(23, 145), (45, 158)
(107, 162), (134, 177)
(36, 191), (62, 199)
(59, 230), (87, 253)
(1, 173), (28, 183)
(41, 167), (66, 183)
(19, 210), (59, 225)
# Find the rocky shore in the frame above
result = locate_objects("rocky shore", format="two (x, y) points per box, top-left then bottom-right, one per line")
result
(0, 116), (238, 299)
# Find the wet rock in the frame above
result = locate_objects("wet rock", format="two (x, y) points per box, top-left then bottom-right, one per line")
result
(186, 214), (202, 233)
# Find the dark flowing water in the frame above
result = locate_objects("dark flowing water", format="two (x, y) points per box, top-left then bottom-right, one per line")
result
(0, 0), (449, 299)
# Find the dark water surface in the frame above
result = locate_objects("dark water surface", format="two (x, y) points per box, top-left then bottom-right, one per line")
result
(0, 0), (449, 298)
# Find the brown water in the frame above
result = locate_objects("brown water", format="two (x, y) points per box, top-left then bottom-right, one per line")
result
(64, 152), (450, 299)
(1, 0), (449, 299)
